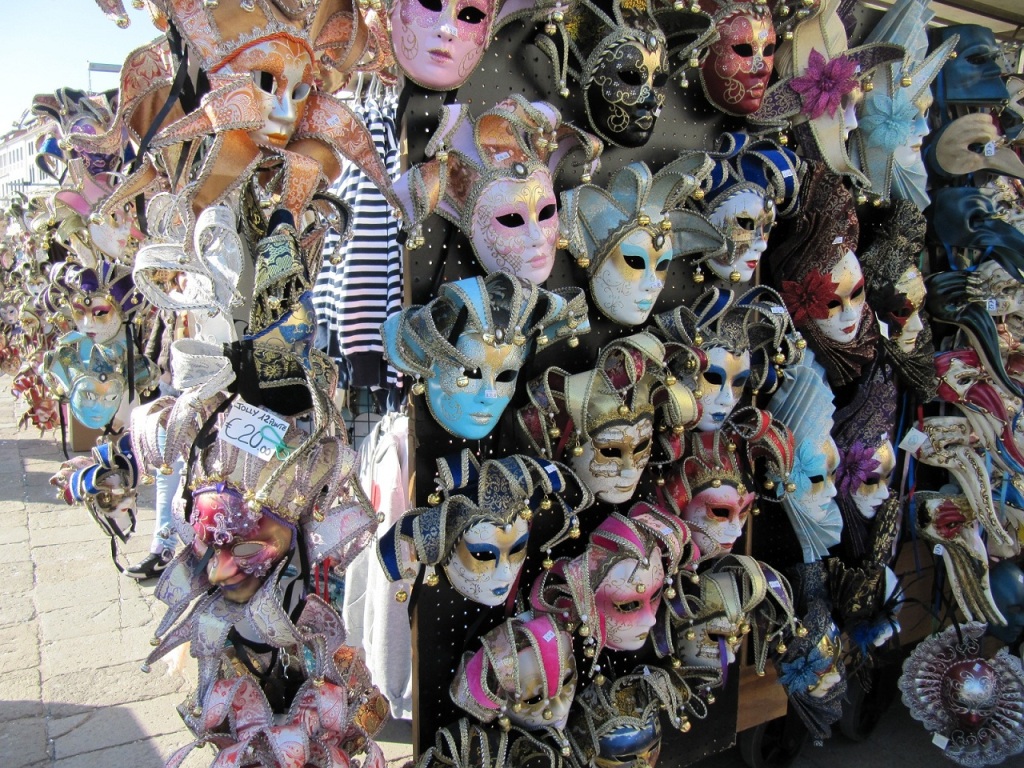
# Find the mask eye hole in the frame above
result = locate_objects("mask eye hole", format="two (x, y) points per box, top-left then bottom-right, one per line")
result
(538, 203), (556, 221)
(634, 438), (651, 455)
(615, 599), (643, 613)
(496, 212), (525, 227)
(763, 43), (776, 57)
(495, 369), (517, 384)
(703, 370), (724, 387)
(458, 5), (486, 22)
(619, 68), (645, 87)
(736, 216), (757, 231)
(732, 43), (754, 56)
(292, 83), (311, 101)
(599, 446), (623, 459)
(623, 253), (647, 270)
(232, 542), (265, 558)
(709, 506), (733, 520)
(253, 71), (276, 93)
(523, 692), (544, 706)
(653, 70), (669, 88)
(419, 0), (443, 11)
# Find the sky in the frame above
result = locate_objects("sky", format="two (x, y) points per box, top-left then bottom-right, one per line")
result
(0, 1), (160, 132)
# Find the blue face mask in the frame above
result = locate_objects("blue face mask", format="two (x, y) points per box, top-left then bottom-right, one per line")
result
(70, 374), (124, 429)
(425, 332), (527, 440)
(933, 25), (1009, 105)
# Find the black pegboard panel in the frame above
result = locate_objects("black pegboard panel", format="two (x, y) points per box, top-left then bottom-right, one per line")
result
(401, 1), (893, 757)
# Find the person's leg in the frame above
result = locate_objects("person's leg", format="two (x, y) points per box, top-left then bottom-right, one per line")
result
(126, 427), (183, 579)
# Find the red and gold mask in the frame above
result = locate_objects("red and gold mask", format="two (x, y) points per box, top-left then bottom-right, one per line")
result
(700, 1), (776, 116)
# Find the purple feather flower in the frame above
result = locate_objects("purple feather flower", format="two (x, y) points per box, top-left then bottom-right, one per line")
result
(835, 441), (880, 497)
(789, 49), (859, 120)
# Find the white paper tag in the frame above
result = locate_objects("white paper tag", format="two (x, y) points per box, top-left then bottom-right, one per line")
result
(832, 236), (845, 245)
(899, 427), (929, 454)
(543, 630), (556, 642)
(494, 151), (511, 162)
(988, 298), (1000, 312)
(484, 388), (499, 400)
(878, 317), (890, 339)
(222, 401), (290, 461)
(781, 168), (794, 178)
(771, 305), (786, 314)
(933, 544), (946, 557)
(643, 665), (651, 676)
(932, 733), (950, 751)
(984, 140), (997, 157)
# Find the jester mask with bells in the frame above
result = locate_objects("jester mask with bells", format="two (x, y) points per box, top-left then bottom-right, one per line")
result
(395, 96), (601, 284)
(850, 0), (957, 210)
(530, 0), (714, 148)
(686, 134), (802, 287)
(133, 391), (375, 712)
(531, 502), (696, 666)
(559, 156), (726, 327)
(900, 622), (1024, 768)
(377, 451), (593, 606)
(84, 0), (399, 239)
(857, 200), (935, 401)
(382, 272), (590, 440)
(451, 614), (578, 756)
(517, 332), (699, 504)
(766, 349), (842, 564)
(652, 553), (798, 690)
(653, 286), (804, 436)
(771, 164), (878, 388)
(749, 0), (903, 187)
(31, 87), (124, 182)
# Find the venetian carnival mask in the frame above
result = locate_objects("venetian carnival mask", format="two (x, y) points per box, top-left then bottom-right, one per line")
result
(395, 97), (600, 284)
(596, 548), (666, 651)
(218, 37), (315, 148)
(390, 0), (498, 90)
(888, 265), (927, 354)
(560, 158), (726, 327)
(379, 452), (592, 606)
(383, 272), (589, 440)
(696, 346), (750, 432)
(931, 24), (1009, 106)
(70, 294), (124, 345)
(683, 480), (754, 556)
(674, 571), (749, 667)
(190, 484), (297, 604)
(706, 190), (775, 285)
(451, 615), (577, 737)
(567, 673), (665, 768)
(699, 0), (776, 116)
(574, 414), (655, 505)
(845, 439), (895, 521)
(814, 249), (867, 344)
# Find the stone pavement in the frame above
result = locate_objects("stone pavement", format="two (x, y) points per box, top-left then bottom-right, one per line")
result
(0, 387), (413, 768)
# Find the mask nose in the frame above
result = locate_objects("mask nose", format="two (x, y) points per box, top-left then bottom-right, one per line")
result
(207, 549), (240, 585)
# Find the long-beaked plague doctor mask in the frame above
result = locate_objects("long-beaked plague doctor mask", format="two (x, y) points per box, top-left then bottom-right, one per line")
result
(377, 450), (593, 606)
(653, 286), (804, 436)
(772, 164), (878, 388)
(451, 614), (578, 754)
(697, 0), (776, 116)
(559, 157), (726, 326)
(82, 0), (399, 241)
(851, 0), (957, 210)
(529, 0), (714, 147)
(687, 133), (802, 287)
(900, 622), (1024, 768)
(766, 349), (841, 563)
(517, 332), (700, 504)
(395, 96), (602, 284)
(383, 272), (590, 440)
(924, 113), (1024, 185)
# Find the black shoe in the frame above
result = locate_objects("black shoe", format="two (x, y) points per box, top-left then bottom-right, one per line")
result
(125, 551), (171, 580)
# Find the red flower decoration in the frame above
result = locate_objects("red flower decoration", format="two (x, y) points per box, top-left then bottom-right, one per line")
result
(780, 270), (839, 327)
(789, 49), (859, 120)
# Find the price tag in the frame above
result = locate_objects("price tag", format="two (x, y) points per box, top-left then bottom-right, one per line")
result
(484, 388), (499, 400)
(222, 401), (290, 461)
(899, 427), (929, 454)
(933, 544), (946, 557)
(878, 317), (890, 339)
(932, 733), (950, 751)
(984, 140), (997, 157)
(771, 305), (786, 314)
(543, 630), (556, 642)
(988, 298), (1000, 312)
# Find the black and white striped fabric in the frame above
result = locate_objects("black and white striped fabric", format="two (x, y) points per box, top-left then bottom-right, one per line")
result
(313, 93), (403, 389)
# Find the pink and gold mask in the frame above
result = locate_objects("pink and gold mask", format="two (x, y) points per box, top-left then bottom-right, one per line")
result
(390, 0), (497, 90)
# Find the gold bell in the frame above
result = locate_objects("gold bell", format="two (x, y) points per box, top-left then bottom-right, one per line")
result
(436, 149), (449, 163)
(537, 335), (549, 346)
(901, 74), (912, 87)
(707, 693), (716, 705)
(581, 173), (592, 183)
(425, 571), (439, 587)
(561, 745), (572, 757)
(579, 623), (591, 637)
(730, 271), (741, 283)
(689, 1), (700, 11)
(680, 719), (692, 733)
(680, 76), (690, 89)
(543, 557), (555, 570)
(552, 9), (564, 21)
(568, 336), (579, 348)
(785, 482), (797, 493)
(779, 133), (789, 145)
(685, 629), (697, 641)
(557, 236), (569, 250)
(577, 256), (591, 269)
(395, 589), (409, 603)
(672, 657), (682, 669)
(764, 479), (776, 490)
(693, 268), (705, 284)
(693, 188), (705, 201)
(498, 715), (511, 731)
(863, 80), (874, 92)
(774, 352), (786, 364)
(549, 426), (562, 439)
(618, 404), (630, 416)
(795, 338), (807, 350)
(559, 87), (570, 98)
(638, 213), (651, 226)
(520, 506), (533, 522)
(584, 646), (596, 658)
(692, 389), (704, 399)
(656, 476), (666, 487)
(797, 625), (809, 637)
(661, 219), (673, 232)
(313, 507), (325, 522)
(572, 443), (584, 457)
(711, 479), (722, 488)
(636, 582), (647, 594)
(412, 381), (425, 395)
(693, 334), (704, 346)
(428, 491), (442, 505)
(192, 705), (203, 717)
(512, 701), (524, 712)
(545, 22), (557, 34)
(569, 525), (581, 539)
(665, 585), (676, 599)
(594, 673), (606, 685)
(777, 642), (787, 654)
(540, 497), (553, 510)
(666, 374), (677, 385)
(752, 506), (761, 516)
(150, 636), (161, 647)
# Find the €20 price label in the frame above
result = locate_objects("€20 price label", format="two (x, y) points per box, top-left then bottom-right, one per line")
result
(221, 401), (290, 461)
